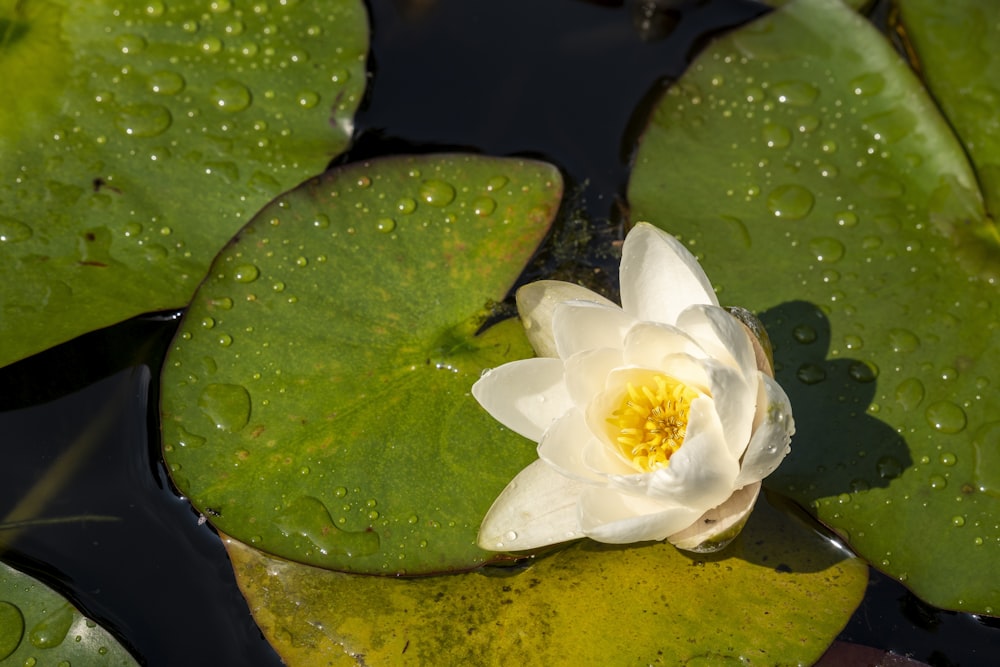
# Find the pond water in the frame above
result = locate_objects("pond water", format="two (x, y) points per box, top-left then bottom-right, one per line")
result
(1, 0), (999, 664)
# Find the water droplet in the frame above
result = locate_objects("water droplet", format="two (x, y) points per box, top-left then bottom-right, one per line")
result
(835, 211), (858, 227)
(929, 475), (947, 490)
(329, 68), (350, 84)
(274, 496), (379, 557)
(972, 422), (1000, 498)
(199, 383), (251, 432)
(796, 363), (825, 385)
(766, 184), (814, 220)
(116, 33), (147, 54)
(850, 478), (870, 493)
(820, 139), (837, 153)
(939, 452), (957, 467)
(176, 425), (206, 448)
(796, 114), (820, 133)
(894, 378), (924, 411)
(376, 218), (396, 233)
(419, 179), (456, 207)
(809, 237), (845, 263)
(472, 196), (496, 216)
(0, 216), (33, 243)
(28, 603), (74, 649)
(925, 401), (967, 434)
(486, 175), (509, 191)
(888, 328), (919, 353)
(396, 198), (417, 214)
(144, 1), (166, 17)
(210, 79), (252, 112)
(334, 486), (347, 498)
(115, 104), (172, 137)
(407, 514), (419, 525)
(0, 601), (24, 660)
(233, 264), (259, 283)
(210, 296), (234, 310)
(849, 72), (885, 97)
(792, 324), (817, 344)
(762, 123), (791, 148)
(200, 36), (224, 54)
(951, 515), (965, 527)
(503, 530), (518, 542)
(211, 0), (232, 10)
(876, 456), (902, 480)
(848, 360), (877, 383)
(770, 80), (819, 106)
(297, 90), (320, 108)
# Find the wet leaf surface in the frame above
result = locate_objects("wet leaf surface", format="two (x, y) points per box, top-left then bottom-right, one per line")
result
(0, 0), (368, 367)
(161, 154), (561, 574)
(224, 493), (867, 666)
(628, 0), (1000, 614)
(0, 560), (138, 666)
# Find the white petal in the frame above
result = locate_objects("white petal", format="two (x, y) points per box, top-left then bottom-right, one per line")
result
(734, 374), (795, 487)
(668, 481), (761, 552)
(472, 358), (572, 441)
(619, 222), (719, 324)
(582, 435), (635, 476)
(538, 410), (605, 482)
(477, 459), (586, 551)
(563, 347), (623, 408)
(552, 300), (634, 359)
(516, 280), (616, 357)
(604, 396), (740, 511)
(676, 305), (757, 381)
(621, 320), (709, 369)
(698, 359), (757, 459)
(579, 487), (703, 544)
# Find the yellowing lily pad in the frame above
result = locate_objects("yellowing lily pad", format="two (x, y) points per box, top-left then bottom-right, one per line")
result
(0, 559), (139, 666)
(0, 0), (368, 368)
(628, 0), (1000, 614)
(224, 493), (867, 666)
(160, 154), (561, 574)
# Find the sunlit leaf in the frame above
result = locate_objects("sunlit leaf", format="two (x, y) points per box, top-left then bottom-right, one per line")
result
(161, 154), (561, 574)
(225, 493), (867, 666)
(0, 0), (368, 367)
(628, 0), (1000, 614)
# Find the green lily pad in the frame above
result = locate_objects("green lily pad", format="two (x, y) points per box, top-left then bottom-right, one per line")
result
(224, 493), (867, 666)
(895, 0), (1000, 216)
(0, 0), (368, 368)
(0, 559), (139, 666)
(627, 0), (1000, 613)
(160, 154), (561, 574)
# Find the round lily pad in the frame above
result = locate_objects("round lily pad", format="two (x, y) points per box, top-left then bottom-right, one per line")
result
(160, 154), (562, 574)
(223, 493), (867, 666)
(0, 559), (138, 666)
(628, 0), (1000, 613)
(0, 0), (369, 368)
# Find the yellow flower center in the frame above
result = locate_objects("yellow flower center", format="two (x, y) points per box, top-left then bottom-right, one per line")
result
(607, 375), (699, 472)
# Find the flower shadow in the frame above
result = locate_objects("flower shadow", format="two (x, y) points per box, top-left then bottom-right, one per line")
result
(758, 300), (912, 503)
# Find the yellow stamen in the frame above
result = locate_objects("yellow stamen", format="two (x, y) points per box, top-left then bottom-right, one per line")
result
(606, 375), (699, 472)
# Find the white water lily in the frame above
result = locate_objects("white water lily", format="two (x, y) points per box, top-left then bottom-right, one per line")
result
(472, 222), (794, 553)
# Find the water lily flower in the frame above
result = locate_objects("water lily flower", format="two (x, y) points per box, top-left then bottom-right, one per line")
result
(473, 222), (794, 553)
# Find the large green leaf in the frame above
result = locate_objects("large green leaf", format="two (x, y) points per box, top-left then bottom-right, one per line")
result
(224, 493), (867, 666)
(628, 0), (1000, 614)
(896, 0), (1000, 217)
(0, 0), (368, 368)
(160, 154), (561, 574)
(0, 560), (138, 666)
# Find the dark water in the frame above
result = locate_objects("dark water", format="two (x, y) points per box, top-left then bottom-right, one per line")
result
(1, 1), (999, 665)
